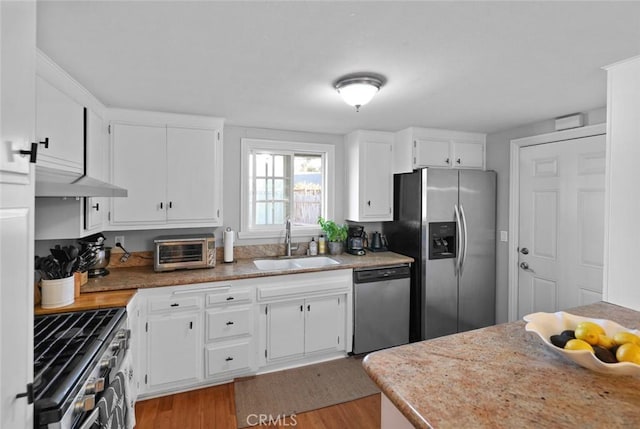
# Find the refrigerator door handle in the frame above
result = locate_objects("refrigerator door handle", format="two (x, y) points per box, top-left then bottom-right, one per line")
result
(454, 204), (463, 275)
(459, 203), (468, 275)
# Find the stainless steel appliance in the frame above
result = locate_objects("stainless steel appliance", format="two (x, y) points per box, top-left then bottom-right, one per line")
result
(352, 265), (411, 354)
(153, 233), (216, 272)
(33, 308), (131, 429)
(79, 233), (111, 278)
(347, 225), (366, 256)
(383, 168), (496, 341)
(367, 231), (388, 252)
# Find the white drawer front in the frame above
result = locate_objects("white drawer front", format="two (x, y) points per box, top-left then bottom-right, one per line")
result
(206, 288), (252, 306)
(206, 341), (251, 377)
(148, 296), (201, 314)
(206, 307), (252, 341)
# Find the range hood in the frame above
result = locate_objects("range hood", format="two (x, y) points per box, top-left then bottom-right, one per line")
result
(35, 168), (128, 198)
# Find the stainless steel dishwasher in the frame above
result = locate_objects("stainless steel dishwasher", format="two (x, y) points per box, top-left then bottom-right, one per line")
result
(353, 264), (411, 354)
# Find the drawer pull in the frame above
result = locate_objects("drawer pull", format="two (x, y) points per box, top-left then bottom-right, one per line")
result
(170, 303), (179, 307)
(225, 357), (234, 361)
(226, 321), (234, 326)
(226, 296), (234, 301)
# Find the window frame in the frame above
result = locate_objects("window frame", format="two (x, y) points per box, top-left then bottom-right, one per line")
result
(239, 138), (335, 239)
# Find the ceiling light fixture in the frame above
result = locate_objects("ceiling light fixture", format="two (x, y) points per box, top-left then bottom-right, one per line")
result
(334, 74), (384, 112)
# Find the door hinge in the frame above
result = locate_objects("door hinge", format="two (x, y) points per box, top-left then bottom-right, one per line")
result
(15, 383), (33, 404)
(145, 322), (148, 332)
(145, 374), (148, 384)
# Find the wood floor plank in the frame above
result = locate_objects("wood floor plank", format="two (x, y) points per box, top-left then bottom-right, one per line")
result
(135, 383), (380, 429)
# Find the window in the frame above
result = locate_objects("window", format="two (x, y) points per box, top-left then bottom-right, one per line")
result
(240, 139), (334, 238)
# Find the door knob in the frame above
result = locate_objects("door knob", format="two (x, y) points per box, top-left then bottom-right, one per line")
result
(520, 248), (529, 255)
(520, 262), (529, 270)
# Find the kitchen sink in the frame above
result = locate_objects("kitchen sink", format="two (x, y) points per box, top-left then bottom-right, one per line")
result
(253, 256), (339, 271)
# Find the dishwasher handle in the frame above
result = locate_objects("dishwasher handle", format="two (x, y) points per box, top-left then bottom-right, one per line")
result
(354, 265), (411, 283)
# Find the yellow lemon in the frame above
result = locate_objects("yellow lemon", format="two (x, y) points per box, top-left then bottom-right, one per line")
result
(613, 331), (640, 347)
(575, 324), (603, 346)
(615, 343), (640, 364)
(597, 334), (615, 349)
(564, 339), (594, 352)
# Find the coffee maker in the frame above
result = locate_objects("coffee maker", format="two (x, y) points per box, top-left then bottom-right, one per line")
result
(347, 225), (366, 256)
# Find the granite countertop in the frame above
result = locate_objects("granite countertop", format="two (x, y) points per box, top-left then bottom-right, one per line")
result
(363, 302), (640, 429)
(81, 251), (413, 293)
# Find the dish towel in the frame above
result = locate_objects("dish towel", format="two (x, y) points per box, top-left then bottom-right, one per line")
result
(96, 375), (125, 429)
(118, 351), (137, 429)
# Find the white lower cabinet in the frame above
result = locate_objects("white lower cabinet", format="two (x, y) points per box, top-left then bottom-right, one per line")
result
(258, 269), (352, 367)
(146, 312), (202, 390)
(136, 269), (353, 398)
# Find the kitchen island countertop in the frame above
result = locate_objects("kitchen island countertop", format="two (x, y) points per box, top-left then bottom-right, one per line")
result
(363, 301), (640, 429)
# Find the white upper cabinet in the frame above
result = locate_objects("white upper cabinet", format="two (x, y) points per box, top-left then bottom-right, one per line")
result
(108, 109), (224, 230)
(394, 127), (486, 173)
(345, 130), (394, 222)
(35, 75), (84, 174)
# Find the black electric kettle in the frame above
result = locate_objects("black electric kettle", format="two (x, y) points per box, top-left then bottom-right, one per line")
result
(368, 231), (388, 251)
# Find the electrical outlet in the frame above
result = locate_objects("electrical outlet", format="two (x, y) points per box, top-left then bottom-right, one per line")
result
(115, 235), (125, 248)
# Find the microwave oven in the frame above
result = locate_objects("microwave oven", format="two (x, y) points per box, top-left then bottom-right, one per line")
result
(153, 234), (216, 272)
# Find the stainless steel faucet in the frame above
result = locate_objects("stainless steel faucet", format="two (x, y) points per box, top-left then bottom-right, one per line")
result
(285, 218), (299, 257)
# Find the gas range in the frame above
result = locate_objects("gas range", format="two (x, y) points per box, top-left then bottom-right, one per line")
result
(34, 308), (128, 429)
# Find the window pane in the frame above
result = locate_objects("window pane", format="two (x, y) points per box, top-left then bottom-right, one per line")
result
(292, 154), (323, 226)
(255, 202), (267, 225)
(256, 178), (266, 201)
(274, 202), (286, 225)
(274, 179), (285, 200)
(256, 153), (273, 177)
(274, 155), (284, 176)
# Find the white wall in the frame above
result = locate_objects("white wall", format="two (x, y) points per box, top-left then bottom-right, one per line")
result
(486, 107), (606, 323)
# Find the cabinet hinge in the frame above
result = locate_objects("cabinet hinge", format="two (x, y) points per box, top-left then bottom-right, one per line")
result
(145, 374), (148, 384)
(145, 322), (148, 332)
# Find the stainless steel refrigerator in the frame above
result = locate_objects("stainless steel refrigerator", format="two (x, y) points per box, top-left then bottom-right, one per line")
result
(383, 168), (496, 341)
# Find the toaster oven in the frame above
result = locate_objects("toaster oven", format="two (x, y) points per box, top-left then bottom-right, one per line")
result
(153, 234), (216, 272)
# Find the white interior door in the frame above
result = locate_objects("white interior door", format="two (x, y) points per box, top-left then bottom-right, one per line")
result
(517, 135), (605, 318)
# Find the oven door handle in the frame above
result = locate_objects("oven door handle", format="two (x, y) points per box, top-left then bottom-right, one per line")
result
(78, 407), (100, 429)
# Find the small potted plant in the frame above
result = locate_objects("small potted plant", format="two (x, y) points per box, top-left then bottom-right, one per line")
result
(317, 216), (348, 255)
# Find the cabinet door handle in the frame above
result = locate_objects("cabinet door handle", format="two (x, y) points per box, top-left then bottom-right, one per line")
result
(92, 203), (100, 211)
(170, 303), (179, 307)
(367, 200), (371, 207)
(189, 321), (193, 329)
(226, 321), (234, 326)
(226, 296), (234, 301)
(445, 158), (450, 164)
(19, 142), (39, 164)
(300, 305), (303, 312)
(39, 138), (49, 149)
(169, 201), (173, 209)
(307, 304), (311, 311)
(160, 202), (164, 209)
(225, 357), (233, 361)
(456, 158), (461, 164)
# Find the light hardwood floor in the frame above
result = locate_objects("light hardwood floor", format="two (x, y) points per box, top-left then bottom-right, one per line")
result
(135, 383), (381, 429)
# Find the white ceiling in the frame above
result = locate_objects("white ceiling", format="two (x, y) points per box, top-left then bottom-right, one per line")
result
(36, 1), (640, 135)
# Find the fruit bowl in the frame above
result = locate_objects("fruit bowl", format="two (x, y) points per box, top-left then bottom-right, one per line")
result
(524, 311), (640, 375)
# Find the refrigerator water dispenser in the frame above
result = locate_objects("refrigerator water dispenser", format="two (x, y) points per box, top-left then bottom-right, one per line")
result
(428, 222), (457, 259)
